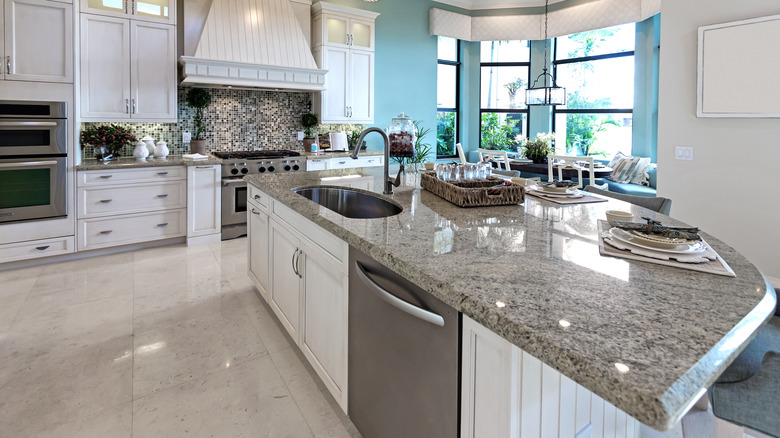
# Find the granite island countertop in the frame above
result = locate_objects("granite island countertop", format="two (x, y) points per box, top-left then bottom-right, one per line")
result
(75, 155), (223, 170)
(244, 166), (775, 431)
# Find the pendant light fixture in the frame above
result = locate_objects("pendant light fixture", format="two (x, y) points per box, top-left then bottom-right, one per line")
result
(526, 0), (566, 106)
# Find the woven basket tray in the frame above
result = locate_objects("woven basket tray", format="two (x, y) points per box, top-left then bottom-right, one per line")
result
(420, 172), (525, 207)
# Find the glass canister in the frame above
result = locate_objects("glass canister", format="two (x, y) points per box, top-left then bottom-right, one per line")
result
(387, 112), (415, 158)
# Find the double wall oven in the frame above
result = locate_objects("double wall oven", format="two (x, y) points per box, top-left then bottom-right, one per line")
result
(0, 101), (68, 224)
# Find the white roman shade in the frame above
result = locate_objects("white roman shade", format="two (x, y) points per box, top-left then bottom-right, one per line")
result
(430, 0), (661, 41)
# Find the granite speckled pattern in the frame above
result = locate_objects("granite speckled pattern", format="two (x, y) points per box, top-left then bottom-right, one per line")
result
(75, 155), (223, 171)
(245, 167), (776, 431)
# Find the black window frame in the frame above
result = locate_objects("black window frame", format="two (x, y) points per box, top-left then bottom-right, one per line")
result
(552, 33), (635, 155)
(478, 42), (531, 151)
(437, 38), (461, 159)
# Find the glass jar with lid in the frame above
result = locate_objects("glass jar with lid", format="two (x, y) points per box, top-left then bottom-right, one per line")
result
(387, 112), (416, 158)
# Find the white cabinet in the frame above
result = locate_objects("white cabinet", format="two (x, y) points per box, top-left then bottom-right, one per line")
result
(311, 2), (377, 124)
(0, 236), (75, 263)
(461, 316), (640, 438)
(305, 155), (383, 171)
(80, 14), (176, 121)
(251, 194), (349, 412)
(186, 164), (221, 244)
(2, 0), (73, 82)
(80, 0), (174, 24)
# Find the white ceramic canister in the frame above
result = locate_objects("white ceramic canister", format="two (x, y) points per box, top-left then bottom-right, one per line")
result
(154, 140), (169, 159)
(141, 135), (156, 157)
(133, 140), (149, 160)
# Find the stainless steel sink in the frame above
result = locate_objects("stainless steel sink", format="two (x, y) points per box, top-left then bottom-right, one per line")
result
(293, 186), (402, 219)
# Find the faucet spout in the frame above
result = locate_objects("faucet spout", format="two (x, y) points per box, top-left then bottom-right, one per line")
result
(351, 127), (399, 195)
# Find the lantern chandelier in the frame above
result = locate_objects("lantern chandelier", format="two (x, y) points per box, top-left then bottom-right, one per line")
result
(525, 0), (566, 106)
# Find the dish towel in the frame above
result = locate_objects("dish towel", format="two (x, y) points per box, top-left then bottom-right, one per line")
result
(183, 153), (208, 160)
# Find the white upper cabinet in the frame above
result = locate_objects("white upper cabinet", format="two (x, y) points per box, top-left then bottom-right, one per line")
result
(311, 2), (378, 124)
(80, 0), (174, 24)
(80, 13), (176, 121)
(2, 0), (73, 83)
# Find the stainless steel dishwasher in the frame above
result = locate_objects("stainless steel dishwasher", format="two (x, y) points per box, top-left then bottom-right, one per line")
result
(348, 247), (460, 438)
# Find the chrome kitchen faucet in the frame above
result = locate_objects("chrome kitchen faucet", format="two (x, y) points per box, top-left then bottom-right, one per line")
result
(350, 127), (403, 195)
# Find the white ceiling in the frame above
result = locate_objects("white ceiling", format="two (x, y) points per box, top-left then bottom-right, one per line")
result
(431, 0), (569, 11)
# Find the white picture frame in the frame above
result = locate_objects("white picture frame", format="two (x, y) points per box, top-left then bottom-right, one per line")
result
(697, 14), (780, 118)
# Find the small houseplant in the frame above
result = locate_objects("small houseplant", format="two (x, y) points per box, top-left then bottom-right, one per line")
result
(301, 113), (318, 152)
(392, 120), (432, 172)
(522, 132), (555, 164)
(80, 124), (137, 161)
(186, 88), (212, 154)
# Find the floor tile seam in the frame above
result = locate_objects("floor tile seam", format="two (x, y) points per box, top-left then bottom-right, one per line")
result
(130, 298), (259, 335)
(264, 345), (320, 437)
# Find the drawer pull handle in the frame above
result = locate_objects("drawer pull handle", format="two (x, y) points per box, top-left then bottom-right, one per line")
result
(100, 175), (112, 179)
(100, 230), (113, 235)
(253, 194), (261, 200)
(157, 194), (168, 198)
(338, 161), (346, 164)
(251, 208), (260, 215)
(157, 172), (168, 176)
(196, 166), (211, 169)
(99, 199), (112, 203)
(36, 245), (50, 251)
(157, 223), (168, 227)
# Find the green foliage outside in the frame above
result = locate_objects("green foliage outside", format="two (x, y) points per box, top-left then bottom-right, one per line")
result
(480, 113), (522, 151)
(436, 112), (456, 156)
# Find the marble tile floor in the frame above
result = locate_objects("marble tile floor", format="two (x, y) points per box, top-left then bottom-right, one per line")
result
(0, 237), (360, 437)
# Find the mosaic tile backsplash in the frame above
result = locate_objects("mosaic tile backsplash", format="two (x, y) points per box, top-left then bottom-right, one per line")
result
(81, 87), (365, 159)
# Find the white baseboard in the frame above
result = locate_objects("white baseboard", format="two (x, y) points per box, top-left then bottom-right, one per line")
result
(186, 233), (222, 246)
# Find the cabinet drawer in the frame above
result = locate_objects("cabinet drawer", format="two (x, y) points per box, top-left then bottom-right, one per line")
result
(0, 236), (75, 263)
(78, 166), (185, 186)
(77, 209), (186, 250)
(248, 185), (269, 211)
(78, 180), (186, 218)
(307, 158), (329, 171)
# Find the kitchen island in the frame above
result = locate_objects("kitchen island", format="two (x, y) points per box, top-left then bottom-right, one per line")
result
(244, 166), (775, 433)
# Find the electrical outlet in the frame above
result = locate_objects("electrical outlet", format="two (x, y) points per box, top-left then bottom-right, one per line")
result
(297, 131), (304, 141)
(182, 132), (192, 144)
(675, 146), (693, 161)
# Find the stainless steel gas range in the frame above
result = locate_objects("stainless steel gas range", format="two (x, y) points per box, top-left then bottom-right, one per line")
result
(213, 150), (306, 240)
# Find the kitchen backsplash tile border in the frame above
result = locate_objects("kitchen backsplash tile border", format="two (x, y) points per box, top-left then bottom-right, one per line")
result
(81, 87), (365, 159)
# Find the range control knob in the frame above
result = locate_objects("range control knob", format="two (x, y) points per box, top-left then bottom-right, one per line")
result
(240, 168), (248, 174)
(292, 164), (300, 171)
(284, 164), (291, 171)
(258, 166), (266, 173)
(230, 168), (239, 175)
(268, 165), (275, 172)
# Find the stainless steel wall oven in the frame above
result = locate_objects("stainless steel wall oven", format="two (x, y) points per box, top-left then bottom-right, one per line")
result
(0, 101), (68, 224)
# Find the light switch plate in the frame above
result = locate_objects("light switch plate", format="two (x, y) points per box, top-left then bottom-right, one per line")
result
(182, 132), (192, 143)
(675, 146), (694, 160)
(297, 131), (304, 141)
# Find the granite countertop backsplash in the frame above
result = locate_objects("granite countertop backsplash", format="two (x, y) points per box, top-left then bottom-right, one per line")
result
(244, 166), (775, 431)
(75, 155), (223, 170)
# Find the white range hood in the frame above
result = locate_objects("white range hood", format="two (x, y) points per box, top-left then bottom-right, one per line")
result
(179, 0), (326, 91)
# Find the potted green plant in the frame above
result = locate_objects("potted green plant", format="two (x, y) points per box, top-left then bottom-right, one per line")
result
(301, 113), (318, 152)
(186, 88), (212, 154)
(80, 124), (137, 161)
(391, 120), (432, 172)
(522, 132), (554, 164)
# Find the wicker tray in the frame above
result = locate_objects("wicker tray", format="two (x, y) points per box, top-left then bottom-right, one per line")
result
(420, 171), (525, 207)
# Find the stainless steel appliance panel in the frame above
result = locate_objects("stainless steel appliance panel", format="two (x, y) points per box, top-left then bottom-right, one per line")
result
(0, 101), (67, 118)
(348, 248), (460, 438)
(0, 157), (67, 223)
(0, 119), (68, 156)
(221, 178), (248, 239)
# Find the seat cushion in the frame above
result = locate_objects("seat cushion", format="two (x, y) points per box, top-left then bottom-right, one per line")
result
(604, 180), (657, 197)
(716, 316), (780, 384)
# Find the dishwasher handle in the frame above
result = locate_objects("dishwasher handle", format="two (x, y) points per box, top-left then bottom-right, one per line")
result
(354, 261), (445, 327)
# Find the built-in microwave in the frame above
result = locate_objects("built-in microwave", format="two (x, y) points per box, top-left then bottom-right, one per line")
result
(0, 100), (67, 156)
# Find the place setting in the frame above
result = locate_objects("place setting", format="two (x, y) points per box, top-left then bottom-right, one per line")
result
(597, 214), (735, 277)
(526, 181), (608, 205)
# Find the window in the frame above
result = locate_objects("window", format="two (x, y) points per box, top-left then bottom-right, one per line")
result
(437, 37), (459, 158)
(553, 24), (635, 159)
(479, 40), (530, 151)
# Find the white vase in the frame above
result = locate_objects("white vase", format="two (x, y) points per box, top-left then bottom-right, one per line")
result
(133, 141), (149, 160)
(141, 136), (156, 157)
(154, 140), (169, 159)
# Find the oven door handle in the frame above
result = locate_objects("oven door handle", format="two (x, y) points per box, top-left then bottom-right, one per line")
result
(222, 179), (247, 187)
(0, 121), (59, 127)
(0, 160), (58, 168)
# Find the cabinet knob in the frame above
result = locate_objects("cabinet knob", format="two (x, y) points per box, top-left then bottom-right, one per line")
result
(253, 194), (261, 200)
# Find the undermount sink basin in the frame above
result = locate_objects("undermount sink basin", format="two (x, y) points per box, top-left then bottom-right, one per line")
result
(293, 186), (402, 219)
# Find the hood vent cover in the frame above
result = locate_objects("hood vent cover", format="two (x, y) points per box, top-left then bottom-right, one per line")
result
(179, 0), (326, 91)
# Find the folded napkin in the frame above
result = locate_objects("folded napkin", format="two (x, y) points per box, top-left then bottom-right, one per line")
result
(183, 153), (208, 160)
(611, 219), (701, 241)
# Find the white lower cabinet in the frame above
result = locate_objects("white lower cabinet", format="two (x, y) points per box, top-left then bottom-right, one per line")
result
(186, 164), (221, 244)
(248, 191), (348, 412)
(78, 209), (185, 250)
(461, 316), (640, 438)
(0, 236), (75, 263)
(305, 155), (383, 171)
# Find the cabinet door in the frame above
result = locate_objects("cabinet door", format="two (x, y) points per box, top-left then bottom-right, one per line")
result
(320, 46), (349, 123)
(300, 242), (348, 410)
(186, 165), (221, 239)
(80, 0), (126, 19)
(130, 21), (176, 121)
(324, 15), (348, 47)
(349, 49), (373, 123)
(350, 18), (373, 50)
(80, 14), (131, 119)
(270, 221), (301, 340)
(4, 0), (73, 82)
(248, 203), (269, 301)
(131, 0), (174, 24)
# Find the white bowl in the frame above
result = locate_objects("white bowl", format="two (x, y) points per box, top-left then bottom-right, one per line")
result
(424, 162), (435, 171)
(606, 210), (634, 224)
